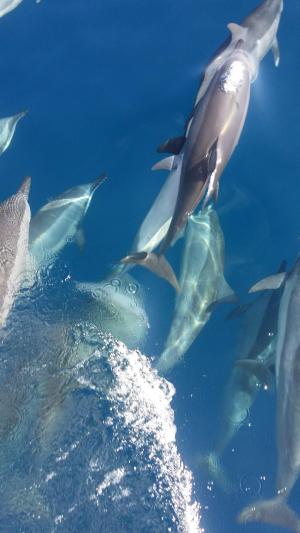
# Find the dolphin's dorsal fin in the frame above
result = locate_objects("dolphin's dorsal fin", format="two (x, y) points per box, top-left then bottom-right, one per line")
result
(152, 155), (179, 172)
(18, 176), (31, 199)
(249, 272), (286, 293)
(207, 277), (237, 312)
(217, 276), (237, 304)
(157, 136), (185, 155)
(272, 36), (280, 67)
(227, 22), (248, 43)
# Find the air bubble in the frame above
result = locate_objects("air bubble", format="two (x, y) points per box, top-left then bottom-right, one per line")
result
(240, 474), (262, 497)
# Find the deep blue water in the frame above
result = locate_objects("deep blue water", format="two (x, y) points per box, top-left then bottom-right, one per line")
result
(0, 0), (299, 532)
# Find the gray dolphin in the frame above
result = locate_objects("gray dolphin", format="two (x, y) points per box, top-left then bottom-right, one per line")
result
(0, 177), (31, 328)
(29, 175), (106, 269)
(156, 206), (235, 374)
(122, 42), (252, 289)
(197, 261), (285, 491)
(238, 257), (300, 532)
(160, 0), (283, 148)
(0, 111), (27, 156)
(0, 0), (23, 17)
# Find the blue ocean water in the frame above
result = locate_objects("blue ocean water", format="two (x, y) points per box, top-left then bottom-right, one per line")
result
(0, 0), (299, 532)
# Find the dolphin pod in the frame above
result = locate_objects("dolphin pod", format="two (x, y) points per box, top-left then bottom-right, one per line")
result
(121, 0), (284, 291)
(0, 0), (294, 532)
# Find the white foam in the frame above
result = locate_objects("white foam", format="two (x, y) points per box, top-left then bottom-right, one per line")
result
(105, 339), (202, 533)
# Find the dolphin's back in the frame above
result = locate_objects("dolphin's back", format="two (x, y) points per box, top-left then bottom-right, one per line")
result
(29, 186), (90, 261)
(0, 182), (31, 326)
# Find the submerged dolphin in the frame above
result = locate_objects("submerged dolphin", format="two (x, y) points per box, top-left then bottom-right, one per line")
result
(0, 178), (31, 328)
(198, 262), (286, 491)
(74, 273), (149, 349)
(0, 0), (23, 17)
(156, 207), (235, 374)
(238, 258), (300, 532)
(0, 111), (27, 156)
(29, 175), (106, 268)
(123, 41), (252, 289)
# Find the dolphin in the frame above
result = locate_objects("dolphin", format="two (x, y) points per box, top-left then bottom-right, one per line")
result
(159, 0), (283, 147)
(122, 42), (252, 289)
(29, 175), (106, 269)
(0, 0), (23, 17)
(238, 257), (300, 532)
(198, 261), (285, 491)
(0, 177), (31, 328)
(74, 273), (149, 350)
(156, 207), (235, 374)
(0, 111), (27, 156)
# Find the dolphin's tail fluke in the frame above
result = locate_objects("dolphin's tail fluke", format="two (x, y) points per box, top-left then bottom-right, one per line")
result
(197, 452), (233, 494)
(237, 497), (300, 533)
(121, 251), (180, 293)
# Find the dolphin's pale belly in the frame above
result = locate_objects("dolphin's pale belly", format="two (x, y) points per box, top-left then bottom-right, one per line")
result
(30, 203), (85, 263)
(132, 161), (182, 254)
(0, 0), (22, 18)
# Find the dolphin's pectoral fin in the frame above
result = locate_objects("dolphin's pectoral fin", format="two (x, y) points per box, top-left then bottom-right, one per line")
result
(235, 360), (273, 389)
(75, 228), (85, 253)
(152, 155), (179, 172)
(237, 497), (300, 533)
(121, 252), (180, 292)
(226, 303), (253, 320)
(227, 22), (248, 44)
(272, 36), (280, 67)
(157, 136), (185, 155)
(249, 272), (286, 293)
(197, 452), (233, 494)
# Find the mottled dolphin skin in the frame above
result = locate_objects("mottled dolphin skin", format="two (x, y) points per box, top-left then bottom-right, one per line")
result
(0, 0), (23, 17)
(29, 175), (106, 268)
(0, 111), (27, 156)
(156, 207), (235, 375)
(122, 44), (252, 289)
(238, 258), (300, 532)
(0, 177), (31, 328)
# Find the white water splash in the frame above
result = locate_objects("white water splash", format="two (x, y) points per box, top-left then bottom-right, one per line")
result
(105, 339), (203, 533)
